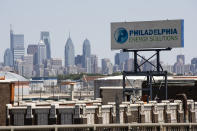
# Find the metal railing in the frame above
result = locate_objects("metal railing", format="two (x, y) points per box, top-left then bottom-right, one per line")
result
(0, 123), (197, 131)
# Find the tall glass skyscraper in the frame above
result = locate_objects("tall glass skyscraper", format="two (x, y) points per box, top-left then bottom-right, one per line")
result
(10, 26), (14, 57)
(119, 51), (129, 64)
(10, 27), (24, 66)
(13, 34), (25, 61)
(114, 53), (120, 65)
(40, 31), (51, 59)
(65, 37), (75, 67)
(114, 51), (129, 66)
(82, 38), (91, 68)
(4, 48), (13, 66)
(38, 40), (46, 65)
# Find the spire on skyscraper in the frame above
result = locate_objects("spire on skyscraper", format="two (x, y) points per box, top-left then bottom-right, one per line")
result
(10, 24), (12, 31)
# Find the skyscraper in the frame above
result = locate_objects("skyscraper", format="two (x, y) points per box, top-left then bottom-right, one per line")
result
(90, 55), (98, 74)
(65, 36), (75, 67)
(114, 51), (129, 65)
(10, 26), (25, 67)
(38, 40), (46, 65)
(22, 55), (33, 78)
(10, 26), (14, 61)
(114, 53), (120, 65)
(177, 55), (185, 65)
(191, 58), (197, 65)
(10, 26), (24, 65)
(173, 55), (185, 74)
(50, 58), (62, 69)
(14, 59), (23, 76)
(191, 58), (197, 74)
(4, 48), (13, 66)
(114, 51), (129, 71)
(119, 51), (129, 65)
(75, 55), (83, 67)
(13, 34), (24, 61)
(102, 58), (113, 74)
(86, 57), (91, 73)
(124, 58), (134, 71)
(40, 31), (51, 59)
(82, 39), (91, 68)
(27, 44), (38, 65)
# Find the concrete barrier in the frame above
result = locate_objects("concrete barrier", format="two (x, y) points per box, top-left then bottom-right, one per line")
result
(5, 100), (197, 125)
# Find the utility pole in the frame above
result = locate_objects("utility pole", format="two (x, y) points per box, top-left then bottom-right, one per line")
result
(22, 83), (23, 101)
(18, 80), (19, 106)
(40, 85), (42, 101)
(52, 82), (55, 100)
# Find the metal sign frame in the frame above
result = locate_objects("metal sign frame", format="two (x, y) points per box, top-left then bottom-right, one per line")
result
(122, 48), (171, 101)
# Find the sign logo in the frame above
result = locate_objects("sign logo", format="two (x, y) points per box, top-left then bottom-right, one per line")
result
(114, 27), (128, 44)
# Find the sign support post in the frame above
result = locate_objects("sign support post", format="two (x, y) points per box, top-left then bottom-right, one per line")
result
(122, 48), (171, 101)
(111, 19), (184, 102)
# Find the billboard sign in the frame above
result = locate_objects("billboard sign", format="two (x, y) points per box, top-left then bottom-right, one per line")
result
(111, 19), (184, 50)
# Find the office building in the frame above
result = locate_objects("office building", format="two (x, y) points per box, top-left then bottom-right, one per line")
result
(4, 48), (13, 67)
(65, 37), (75, 67)
(90, 55), (98, 74)
(12, 34), (25, 63)
(40, 31), (51, 59)
(177, 55), (185, 65)
(10, 26), (14, 57)
(34, 64), (44, 77)
(14, 59), (24, 76)
(86, 57), (91, 73)
(191, 58), (197, 74)
(173, 54), (185, 74)
(124, 58), (134, 71)
(119, 51), (129, 65)
(75, 55), (83, 67)
(51, 58), (62, 69)
(82, 39), (91, 68)
(115, 53), (120, 65)
(27, 44), (38, 65)
(22, 55), (33, 78)
(38, 40), (47, 65)
(114, 51), (129, 71)
(10, 26), (14, 67)
(10, 27), (24, 64)
(101, 58), (113, 74)
(163, 64), (174, 73)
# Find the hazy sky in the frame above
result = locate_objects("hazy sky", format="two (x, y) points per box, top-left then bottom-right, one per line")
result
(0, 0), (197, 65)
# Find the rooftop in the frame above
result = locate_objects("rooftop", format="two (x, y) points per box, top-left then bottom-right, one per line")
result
(96, 75), (197, 81)
(0, 71), (28, 82)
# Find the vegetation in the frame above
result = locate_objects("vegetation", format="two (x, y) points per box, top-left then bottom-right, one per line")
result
(57, 74), (84, 80)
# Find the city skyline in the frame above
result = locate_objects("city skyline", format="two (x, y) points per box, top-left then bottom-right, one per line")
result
(2, 28), (197, 66)
(0, 0), (197, 65)
(3, 26), (197, 70)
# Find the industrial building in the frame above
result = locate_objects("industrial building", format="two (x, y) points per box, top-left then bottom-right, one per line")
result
(94, 75), (197, 104)
(1, 73), (197, 128)
(0, 71), (29, 101)
(0, 80), (14, 126)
